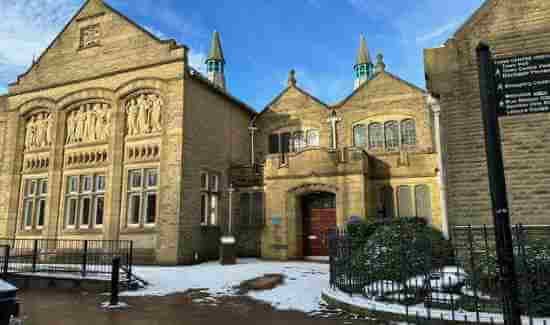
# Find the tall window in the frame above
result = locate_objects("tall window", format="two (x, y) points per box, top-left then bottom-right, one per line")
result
(127, 169), (158, 227)
(353, 124), (366, 147)
(384, 121), (399, 151)
(239, 192), (264, 226)
(293, 131), (306, 152)
(306, 129), (320, 146)
(415, 185), (432, 224)
(368, 123), (383, 149)
(397, 185), (414, 218)
(401, 119), (416, 146)
(22, 178), (48, 230)
(65, 174), (105, 229)
(200, 171), (219, 226)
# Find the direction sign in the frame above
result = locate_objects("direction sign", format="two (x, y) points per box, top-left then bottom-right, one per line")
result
(493, 53), (550, 116)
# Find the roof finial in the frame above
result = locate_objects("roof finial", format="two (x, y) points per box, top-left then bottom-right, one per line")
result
(206, 30), (225, 63)
(375, 53), (386, 73)
(288, 69), (296, 87)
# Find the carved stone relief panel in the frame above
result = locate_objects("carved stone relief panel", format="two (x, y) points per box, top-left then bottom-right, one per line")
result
(125, 94), (163, 137)
(23, 153), (50, 172)
(66, 103), (111, 145)
(64, 146), (109, 169)
(25, 112), (54, 151)
(125, 141), (161, 163)
(80, 24), (100, 48)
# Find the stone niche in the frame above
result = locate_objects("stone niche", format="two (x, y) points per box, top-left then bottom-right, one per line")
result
(125, 139), (161, 163)
(124, 93), (163, 138)
(65, 102), (112, 146)
(24, 111), (55, 152)
(22, 153), (50, 173)
(64, 145), (109, 170)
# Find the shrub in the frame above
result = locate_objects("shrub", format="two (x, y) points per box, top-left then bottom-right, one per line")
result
(350, 218), (455, 285)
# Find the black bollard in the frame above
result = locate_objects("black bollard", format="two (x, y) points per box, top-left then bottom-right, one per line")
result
(110, 257), (120, 306)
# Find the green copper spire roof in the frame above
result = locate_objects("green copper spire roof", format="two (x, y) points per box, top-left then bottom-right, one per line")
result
(206, 31), (225, 63)
(355, 34), (371, 66)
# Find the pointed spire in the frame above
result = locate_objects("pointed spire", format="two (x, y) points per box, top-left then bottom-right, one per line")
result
(355, 34), (371, 66)
(207, 30), (225, 63)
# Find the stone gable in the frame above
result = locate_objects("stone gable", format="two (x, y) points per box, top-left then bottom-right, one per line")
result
(8, 0), (185, 95)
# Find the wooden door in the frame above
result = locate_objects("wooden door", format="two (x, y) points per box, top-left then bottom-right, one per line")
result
(303, 193), (336, 256)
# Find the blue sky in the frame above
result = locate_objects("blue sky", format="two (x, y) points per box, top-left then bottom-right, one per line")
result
(0, 0), (485, 110)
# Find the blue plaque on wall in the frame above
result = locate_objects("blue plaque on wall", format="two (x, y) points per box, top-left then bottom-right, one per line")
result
(272, 216), (281, 225)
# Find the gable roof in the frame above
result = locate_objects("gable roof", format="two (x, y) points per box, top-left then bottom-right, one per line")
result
(331, 70), (426, 108)
(451, 0), (496, 40)
(187, 67), (257, 116)
(9, 0), (185, 87)
(256, 84), (330, 119)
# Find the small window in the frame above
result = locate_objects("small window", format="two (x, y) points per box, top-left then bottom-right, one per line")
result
(96, 175), (106, 192)
(368, 123), (383, 149)
(240, 193), (251, 225)
(200, 194), (208, 225)
(129, 170), (142, 188)
(145, 193), (157, 224)
(66, 198), (78, 227)
(80, 197), (92, 228)
(68, 176), (78, 193)
(401, 119), (416, 146)
(40, 180), (48, 195)
(128, 194), (141, 226)
(293, 131), (306, 152)
(385, 121), (399, 151)
(147, 169), (158, 188)
(24, 200), (34, 228)
(95, 196), (104, 227)
(82, 176), (92, 192)
(30, 180), (37, 195)
(269, 134), (280, 154)
(353, 124), (366, 147)
(200, 172), (209, 190)
(210, 174), (219, 192)
(210, 194), (218, 225)
(307, 129), (320, 146)
(37, 199), (46, 228)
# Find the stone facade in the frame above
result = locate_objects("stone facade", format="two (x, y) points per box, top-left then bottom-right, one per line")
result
(0, 0), (446, 264)
(425, 0), (550, 228)
(0, 0), (254, 265)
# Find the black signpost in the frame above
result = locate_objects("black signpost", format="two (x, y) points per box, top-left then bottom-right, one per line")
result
(476, 42), (522, 325)
(493, 51), (550, 116)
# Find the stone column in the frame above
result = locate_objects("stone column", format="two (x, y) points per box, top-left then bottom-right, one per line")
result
(430, 96), (449, 239)
(105, 100), (125, 241)
(156, 80), (184, 265)
(44, 110), (67, 239)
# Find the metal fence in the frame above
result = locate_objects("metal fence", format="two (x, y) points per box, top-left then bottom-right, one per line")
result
(328, 222), (550, 324)
(0, 238), (133, 280)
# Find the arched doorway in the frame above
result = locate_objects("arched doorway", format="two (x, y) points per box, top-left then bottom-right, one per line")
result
(301, 192), (336, 256)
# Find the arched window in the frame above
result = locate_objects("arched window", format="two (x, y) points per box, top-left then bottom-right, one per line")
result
(368, 123), (383, 149)
(401, 119), (416, 146)
(293, 131), (306, 152)
(307, 129), (320, 146)
(353, 124), (366, 147)
(384, 121), (399, 151)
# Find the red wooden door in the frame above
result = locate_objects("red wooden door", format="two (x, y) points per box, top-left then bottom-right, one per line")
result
(303, 193), (336, 256)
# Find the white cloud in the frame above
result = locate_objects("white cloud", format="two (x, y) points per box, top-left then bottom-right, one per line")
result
(143, 25), (168, 40)
(415, 20), (461, 43)
(188, 50), (207, 74)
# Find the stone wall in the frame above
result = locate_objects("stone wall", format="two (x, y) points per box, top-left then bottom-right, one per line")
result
(425, 0), (550, 227)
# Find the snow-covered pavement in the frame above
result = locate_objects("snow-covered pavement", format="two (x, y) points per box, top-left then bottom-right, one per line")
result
(122, 258), (329, 313)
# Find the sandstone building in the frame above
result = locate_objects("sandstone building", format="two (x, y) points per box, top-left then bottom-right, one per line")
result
(0, 0), (446, 264)
(425, 0), (550, 229)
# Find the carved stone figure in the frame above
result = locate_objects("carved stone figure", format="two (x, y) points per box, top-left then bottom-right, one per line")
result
(85, 104), (95, 141)
(46, 113), (54, 145)
(137, 94), (149, 134)
(127, 99), (138, 136)
(103, 105), (111, 140)
(65, 103), (111, 145)
(150, 95), (162, 132)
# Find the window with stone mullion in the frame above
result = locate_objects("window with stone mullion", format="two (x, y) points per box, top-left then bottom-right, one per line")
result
(368, 123), (383, 149)
(354, 124), (366, 147)
(384, 121), (399, 151)
(22, 178), (48, 231)
(401, 119), (416, 146)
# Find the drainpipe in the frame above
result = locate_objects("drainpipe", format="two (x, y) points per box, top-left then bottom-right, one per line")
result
(248, 124), (258, 167)
(429, 95), (449, 239)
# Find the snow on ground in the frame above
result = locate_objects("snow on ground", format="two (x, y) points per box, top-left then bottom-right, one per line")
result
(122, 258), (329, 313)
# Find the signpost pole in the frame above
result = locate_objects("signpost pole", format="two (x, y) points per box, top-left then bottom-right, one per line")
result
(476, 42), (521, 325)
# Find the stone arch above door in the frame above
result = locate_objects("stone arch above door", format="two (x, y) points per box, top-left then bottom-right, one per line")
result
(288, 183), (339, 197)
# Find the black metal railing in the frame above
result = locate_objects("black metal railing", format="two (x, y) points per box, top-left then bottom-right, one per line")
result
(0, 238), (133, 281)
(328, 223), (550, 323)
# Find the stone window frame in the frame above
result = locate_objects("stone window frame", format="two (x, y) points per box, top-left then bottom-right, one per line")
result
(268, 127), (321, 154)
(20, 176), (48, 232)
(200, 170), (220, 226)
(352, 118), (417, 152)
(353, 123), (367, 147)
(79, 24), (101, 50)
(125, 168), (159, 228)
(239, 191), (264, 227)
(63, 173), (106, 230)
(392, 184), (432, 222)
